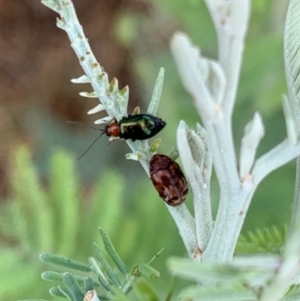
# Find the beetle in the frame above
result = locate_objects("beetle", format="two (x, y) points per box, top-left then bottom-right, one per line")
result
(68, 113), (166, 160)
(105, 114), (166, 141)
(149, 154), (188, 206)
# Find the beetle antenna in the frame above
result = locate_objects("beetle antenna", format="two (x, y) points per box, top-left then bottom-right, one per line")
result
(77, 132), (105, 160)
(66, 121), (102, 131)
(66, 121), (105, 160)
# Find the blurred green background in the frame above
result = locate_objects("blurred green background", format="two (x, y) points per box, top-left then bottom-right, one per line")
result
(0, 0), (292, 300)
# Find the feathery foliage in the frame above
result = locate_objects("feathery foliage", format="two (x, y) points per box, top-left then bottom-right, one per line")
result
(36, 228), (162, 301)
(236, 225), (287, 255)
(0, 147), (135, 300)
(0, 146), (186, 300)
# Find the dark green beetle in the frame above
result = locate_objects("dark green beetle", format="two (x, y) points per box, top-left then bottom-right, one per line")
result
(105, 114), (166, 141)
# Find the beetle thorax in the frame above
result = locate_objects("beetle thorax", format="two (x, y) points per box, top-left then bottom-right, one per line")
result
(105, 123), (121, 138)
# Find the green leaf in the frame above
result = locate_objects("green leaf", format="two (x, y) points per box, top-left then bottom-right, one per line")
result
(40, 253), (91, 272)
(99, 228), (128, 275)
(49, 286), (68, 298)
(42, 271), (64, 282)
(42, 271), (99, 288)
(84, 277), (95, 292)
(88, 257), (111, 292)
(92, 243), (121, 287)
(57, 285), (73, 299)
(63, 273), (84, 301)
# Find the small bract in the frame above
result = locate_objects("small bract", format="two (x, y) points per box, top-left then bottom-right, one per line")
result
(149, 154), (188, 206)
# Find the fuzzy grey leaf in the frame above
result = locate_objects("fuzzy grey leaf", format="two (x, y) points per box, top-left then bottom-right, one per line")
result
(284, 0), (300, 131)
(167, 257), (273, 285)
(178, 284), (256, 301)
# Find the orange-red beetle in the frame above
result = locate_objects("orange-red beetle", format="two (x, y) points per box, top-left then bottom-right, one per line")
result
(150, 154), (188, 206)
